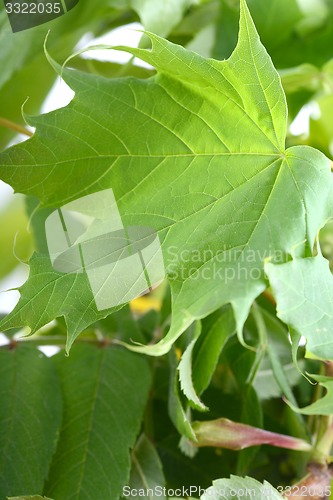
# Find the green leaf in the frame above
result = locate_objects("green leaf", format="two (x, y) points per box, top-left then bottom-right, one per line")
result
(201, 475), (282, 499)
(286, 375), (333, 415)
(70, 57), (155, 80)
(1, 0), (332, 355)
(0, 197), (145, 349)
(8, 497), (54, 500)
(130, 0), (193, 37)
(44, 345), (152, 499)
(0, 346), (62, 498)
(178, 321), (208, 411)
(265, 348), (300, 404)
(168, 348), (196, 441)
(265, 254), (333, 360)
(0, 253), (122, 351)
(253, 308), (301, 404)
(126, 434), (165, 498)
(192, 305), (235, 397)
(178, 306), (235, 412)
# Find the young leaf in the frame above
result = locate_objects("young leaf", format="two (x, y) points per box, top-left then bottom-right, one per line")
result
(201, 476), (282, 500)
(192, 418), (312, 452)
(44, 345), (152, 499)
(168, 348), (196, 441)
(0, 0), (332, 355)
(178, 321), (208, 411)
(286, 375), (333, 415)
(178, 306), (235, 412)
(0, 347), (62, 498)
(265, 254), (333, 360)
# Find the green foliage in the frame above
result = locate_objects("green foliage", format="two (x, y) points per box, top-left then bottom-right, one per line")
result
(214, 0), (333, 69)
(1, 0), (333, 498)
(44, 345), (151, 499)
(127, 434), (166, 495)
(0, 253), (122, 351)
(0, 347), (62, 498)
(201, 476), (282, 499)
(266, 255), (333, 359)
(7, 497), (54, 500)
(0, 341), (151, 499)
(287, 375), (333, 415)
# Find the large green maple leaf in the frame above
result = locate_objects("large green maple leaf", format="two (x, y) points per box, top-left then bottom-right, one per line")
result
(0, 0), (332, 354)
(266, 254), (333, 359)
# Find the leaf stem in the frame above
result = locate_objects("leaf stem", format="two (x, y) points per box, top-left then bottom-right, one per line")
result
(314, 418), (333, 462)
(0, 335), (117, 349)
(251, 302), (267, 346)
(246, 303), (267, 386)
(0, 117), (33, 137)
(307, 363), (325, 436)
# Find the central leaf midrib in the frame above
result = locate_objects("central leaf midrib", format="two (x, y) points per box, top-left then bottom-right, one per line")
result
(12, 152), (283, 170)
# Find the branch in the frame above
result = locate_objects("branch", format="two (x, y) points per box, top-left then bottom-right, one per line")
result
(0, 117), (33, 138)
(0, 335), (117, 350)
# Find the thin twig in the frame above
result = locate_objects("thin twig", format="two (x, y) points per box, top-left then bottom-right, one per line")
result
(0, 335), (117, 349)
(0, 117), (33, 137)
